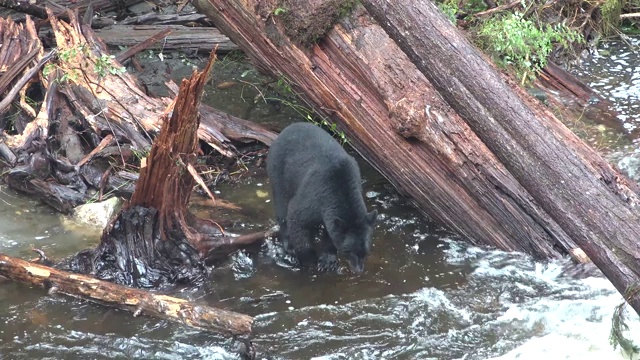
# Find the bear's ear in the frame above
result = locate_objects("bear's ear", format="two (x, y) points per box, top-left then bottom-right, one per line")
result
(367, 210), (378, 225)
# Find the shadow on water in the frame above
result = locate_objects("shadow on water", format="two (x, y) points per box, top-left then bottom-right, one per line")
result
(2, 45), (640, 359)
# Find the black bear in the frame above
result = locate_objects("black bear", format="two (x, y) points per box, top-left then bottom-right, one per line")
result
(266, 122), (377, 273)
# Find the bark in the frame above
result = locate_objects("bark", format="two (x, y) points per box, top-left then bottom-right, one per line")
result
(193, 0), (580, 259)
(361, 0), (640, 314)
(0, 253), (252, 336)
(193, 0), (640, 314)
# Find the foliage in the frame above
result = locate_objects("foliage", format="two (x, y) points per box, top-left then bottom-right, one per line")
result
(42, 45), (126, 83)
(477, 12), (583, 84)
(268, 75), (348, 144)
(601, 0), (623, 35)
(95, 55), (126, 78)
(438, 0), (459, 25)
(610, 287), (640, 358)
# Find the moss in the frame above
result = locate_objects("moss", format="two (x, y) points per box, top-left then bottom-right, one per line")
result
(276, 0), (359, 48)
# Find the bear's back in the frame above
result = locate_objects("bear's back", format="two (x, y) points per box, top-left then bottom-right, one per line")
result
(268, 123), (352, 177)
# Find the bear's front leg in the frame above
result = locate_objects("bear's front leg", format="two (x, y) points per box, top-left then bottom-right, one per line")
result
(317, 228), (339, 272)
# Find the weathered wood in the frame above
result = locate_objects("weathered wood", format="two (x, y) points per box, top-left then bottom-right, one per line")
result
(0, 0), (144, 20)
(361, 0), (640, 314)
(120, 12), (214, 26)
(0, 16), (42, 115)
(129, 50), (215, 231)
(115, 28), (172, 63)
(193, 0), (581, 260)
(94, 25), (238, 53)
(0, 253), (252, 335)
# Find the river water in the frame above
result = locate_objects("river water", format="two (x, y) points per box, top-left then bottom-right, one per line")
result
(1, 39), (640, 359)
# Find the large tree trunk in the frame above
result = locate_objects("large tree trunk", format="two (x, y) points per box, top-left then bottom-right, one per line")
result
(361, 0), (640, 312)
(193, 0), (640, 314)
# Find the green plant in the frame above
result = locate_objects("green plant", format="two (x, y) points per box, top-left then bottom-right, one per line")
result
(95, 54), (126, 78)
(478, 12), (583, 84)
(438, 0), (459, 25)
(274, 7), (286, 16)
(601, 0), (623, 35)
(265, 76), (348, 144)
(610, 287), (640, 357)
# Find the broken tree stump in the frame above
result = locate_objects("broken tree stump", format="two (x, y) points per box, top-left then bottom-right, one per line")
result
(0, 253), (252, 336)
(68, 50), (265, 287)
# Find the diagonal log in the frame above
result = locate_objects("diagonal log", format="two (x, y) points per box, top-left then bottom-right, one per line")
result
(360, 0), (640, 314)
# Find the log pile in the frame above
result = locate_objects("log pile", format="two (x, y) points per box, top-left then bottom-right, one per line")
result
(0, 8), (276, 213)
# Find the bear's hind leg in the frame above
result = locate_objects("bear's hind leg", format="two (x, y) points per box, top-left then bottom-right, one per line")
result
(285, 219), (317, 270)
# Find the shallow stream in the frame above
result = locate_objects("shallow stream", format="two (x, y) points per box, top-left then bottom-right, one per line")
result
(1, 37), (640, 359)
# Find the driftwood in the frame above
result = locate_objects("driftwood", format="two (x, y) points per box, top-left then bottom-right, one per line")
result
(0, 0), (144, 22)
(0, 253), (252, 336)
(194, 0), (640, 315)
(119, 12), (214, 27)
(94, 25), (238, 54)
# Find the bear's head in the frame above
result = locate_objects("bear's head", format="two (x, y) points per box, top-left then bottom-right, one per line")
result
(337, 210), (378, 274)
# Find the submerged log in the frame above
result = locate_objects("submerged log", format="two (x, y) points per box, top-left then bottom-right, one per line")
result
(536, 61), (625, 137)
(195, 0), (640, 314)
(0, 253), (252, 335)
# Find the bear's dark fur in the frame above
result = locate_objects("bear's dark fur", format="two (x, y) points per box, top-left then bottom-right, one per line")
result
(266, 122), (377, 273)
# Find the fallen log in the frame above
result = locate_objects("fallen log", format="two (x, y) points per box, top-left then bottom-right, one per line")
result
(94, 25), (238, 54)
(0, 0), (144, 21)
(0, 253), (252, 336)
(194, 0), (640, 315)
(536, 61), (625, 137)
(119, 12), (214, 26)
(361, 0), (640, 315)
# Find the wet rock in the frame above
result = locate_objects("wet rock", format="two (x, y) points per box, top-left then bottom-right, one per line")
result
(72, 197), (124, 228)
(617, 152), (640, 183)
